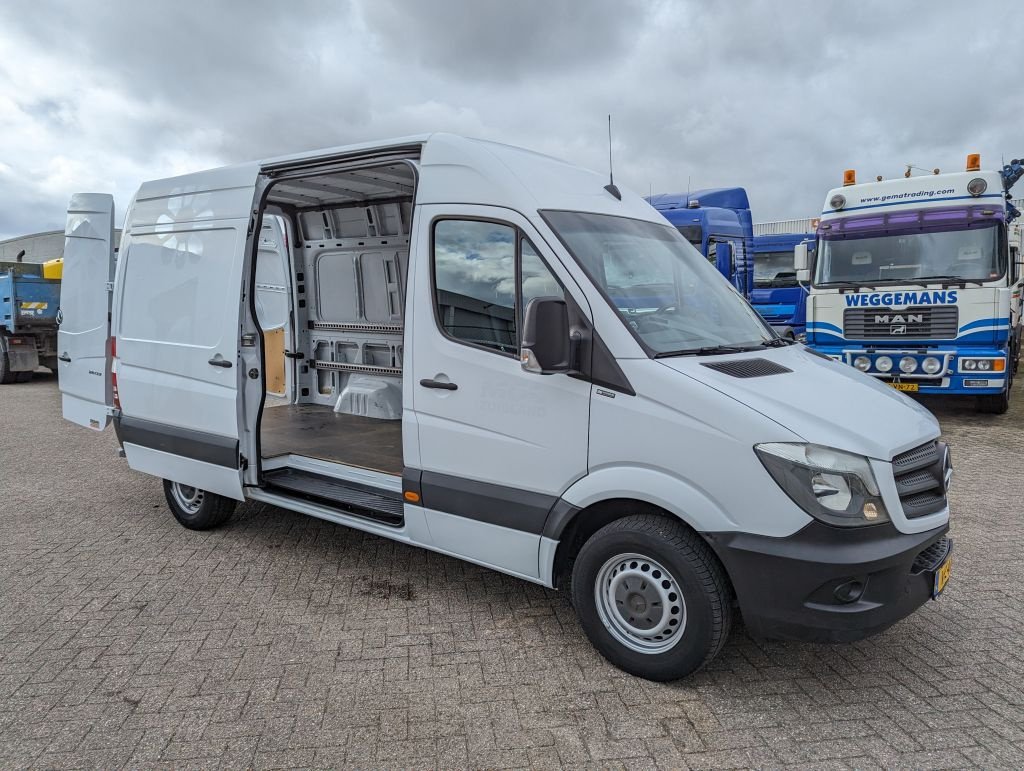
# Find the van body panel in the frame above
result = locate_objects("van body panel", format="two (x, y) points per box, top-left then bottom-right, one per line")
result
(582, 358), (810, 538)
(123, 443), (243, 501)
(421, 506), (541, 579)
(58, 193), (116, 430)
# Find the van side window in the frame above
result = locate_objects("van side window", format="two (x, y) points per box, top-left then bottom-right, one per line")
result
(433, 219), (518, 354)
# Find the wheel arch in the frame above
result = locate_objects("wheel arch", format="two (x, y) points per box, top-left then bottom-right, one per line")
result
(545, 467), (738, 590)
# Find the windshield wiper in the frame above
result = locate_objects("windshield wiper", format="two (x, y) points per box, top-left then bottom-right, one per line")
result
(760, 337), (796, 348)
(817, 280), (878, 289)
(653, 345), (759, 358)
(904, 275), (976, 287)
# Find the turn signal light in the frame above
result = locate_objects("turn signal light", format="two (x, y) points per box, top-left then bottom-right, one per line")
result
(966, 153), (981, 171)
(404, 491), (421, 503)
(843, 169), (856, 186)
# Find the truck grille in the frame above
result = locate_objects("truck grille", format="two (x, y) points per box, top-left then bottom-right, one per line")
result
(892, 441), (949, 519)
(843, 306), (959, 340)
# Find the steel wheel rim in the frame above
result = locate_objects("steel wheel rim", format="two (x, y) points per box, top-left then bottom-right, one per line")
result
(594, 552), (686, 654)
(171, 482), (204, 514)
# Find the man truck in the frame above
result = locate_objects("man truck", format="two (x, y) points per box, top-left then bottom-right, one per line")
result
(751, 232), (813, 340)
(798, 154), (1024, 413)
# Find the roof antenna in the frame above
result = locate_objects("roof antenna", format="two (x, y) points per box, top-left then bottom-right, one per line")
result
(604, 114), (621, 200)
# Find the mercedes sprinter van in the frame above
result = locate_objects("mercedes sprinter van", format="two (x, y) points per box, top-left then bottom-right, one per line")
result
(58, 134), (953, 680)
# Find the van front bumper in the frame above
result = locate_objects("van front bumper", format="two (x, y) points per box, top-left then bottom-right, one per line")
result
(705, 521), (950, 642)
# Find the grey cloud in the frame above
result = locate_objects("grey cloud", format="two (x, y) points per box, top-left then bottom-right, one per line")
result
(361, 0), (648, 82)
(0, 0), (1020, 239)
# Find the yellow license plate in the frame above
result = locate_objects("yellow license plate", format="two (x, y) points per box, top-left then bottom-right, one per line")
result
(933, 556), (952, 598)
(889, 382), (919, 392)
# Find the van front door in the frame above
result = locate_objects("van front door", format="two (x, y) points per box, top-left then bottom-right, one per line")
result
(408, 205), (592, 580)
(58, 194), (116, 430)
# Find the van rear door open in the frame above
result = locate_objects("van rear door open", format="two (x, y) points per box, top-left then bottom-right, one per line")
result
(58, 193), (116, 430)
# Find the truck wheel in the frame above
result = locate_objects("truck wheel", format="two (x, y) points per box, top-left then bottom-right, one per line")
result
(163, 480), (237, 530)
(16, 370), (33, 383)
(0, 351), (14, 384)
(978, 389), (1010, 414)
(571, 513), (732, 682)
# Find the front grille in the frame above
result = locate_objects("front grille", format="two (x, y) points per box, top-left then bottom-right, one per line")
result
(892, 441), (948, 519)
(844, 306), (959, 339)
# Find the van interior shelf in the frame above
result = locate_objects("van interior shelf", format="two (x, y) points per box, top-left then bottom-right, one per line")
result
(310, 360), (402, 376)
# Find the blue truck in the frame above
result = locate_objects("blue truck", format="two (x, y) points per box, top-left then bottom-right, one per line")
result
(1, 262), (61, 383)
(750, 233), (813, 339)
(646, 188), (754, 297)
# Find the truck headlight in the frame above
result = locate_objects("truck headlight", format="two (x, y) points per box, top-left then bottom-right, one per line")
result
(853, 356), (871, 372)
(755, 443), (890, 527)
(922, 356), (942, 375)
(875, 355), (893, 373)
(899, 356), (918, 374)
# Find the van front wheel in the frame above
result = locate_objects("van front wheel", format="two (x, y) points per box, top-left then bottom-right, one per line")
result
(163, 480), (236, 530)
(571, 513), (732, 682)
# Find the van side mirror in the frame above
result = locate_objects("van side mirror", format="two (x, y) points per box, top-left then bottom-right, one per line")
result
(521, 297), (571, 374)
(793, 242), (809, 272)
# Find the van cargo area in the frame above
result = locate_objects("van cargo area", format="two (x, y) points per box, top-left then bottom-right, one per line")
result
(255, 162), (414, 478)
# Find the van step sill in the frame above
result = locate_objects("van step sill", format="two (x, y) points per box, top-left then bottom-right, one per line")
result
(262, 467), (404, 526)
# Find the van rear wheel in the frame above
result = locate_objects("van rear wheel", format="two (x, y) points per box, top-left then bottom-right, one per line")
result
(571, 513), (732, 682)
(163, 480), (236, 530)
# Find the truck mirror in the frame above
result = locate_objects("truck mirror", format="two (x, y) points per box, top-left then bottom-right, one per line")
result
(793, 242), (809, 272)
(796, 269), (810, 283)
(520, 297), (571, 375)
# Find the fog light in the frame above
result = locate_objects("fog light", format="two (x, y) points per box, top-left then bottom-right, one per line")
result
(967, 177), (988, 197)
(834, 580), (865, 604)
(922, 356), (942, 375)
(978, 359), (993, 371)
(899, 356), (918, 374)
(830, 194), (847, 210)
(963, 359), (977, 370)
(854, 356), (871, 372)
(875, 355), (893, 373)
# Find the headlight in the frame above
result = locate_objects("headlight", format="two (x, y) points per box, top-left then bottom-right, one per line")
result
(962, 359), (977, 370)
(875, 355), (893, 373)
(853, 356), (871, 372)
(899, 356), (918, 374)
(922, 356), (942, 375)
(755, 443), (890, 527)
(977, 359), (992, 371)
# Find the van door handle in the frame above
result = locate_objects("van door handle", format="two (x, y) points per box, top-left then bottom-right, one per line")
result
(419, 378), (457, 391)
(208, 357), (233, 368)
(58, 353), (71, 363)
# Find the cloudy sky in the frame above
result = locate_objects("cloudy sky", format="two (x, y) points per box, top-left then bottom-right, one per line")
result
(0, 1), (1019, 239)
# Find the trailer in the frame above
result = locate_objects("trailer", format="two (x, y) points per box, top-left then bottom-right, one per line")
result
(1, 262), (61, 383)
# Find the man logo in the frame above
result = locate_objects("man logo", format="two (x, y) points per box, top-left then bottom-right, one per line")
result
(874, 313), (924, 325)
(890, 324), (907, 335)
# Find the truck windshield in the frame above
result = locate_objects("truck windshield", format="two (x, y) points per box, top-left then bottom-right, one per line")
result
(754, 251), (799, 288)
(815, 221), (1003, 286)
(542, 211), (772, 355)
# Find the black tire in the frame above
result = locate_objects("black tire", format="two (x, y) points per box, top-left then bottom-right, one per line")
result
(0, 351), (15, 384)
(978, 389), (1010, 414)
(16, 370), (33, 383)
(162, 479), (237, 530)
(571, 513), (732, 682)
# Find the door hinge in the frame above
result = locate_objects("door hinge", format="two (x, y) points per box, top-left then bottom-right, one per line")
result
(284, 350), (304, 360)
(240, 455), (249, 470)
(105, 281), (114, 292)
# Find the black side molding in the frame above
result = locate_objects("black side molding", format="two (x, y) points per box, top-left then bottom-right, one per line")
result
(115, 415), (240, 468)
(416, 470), (558, 535)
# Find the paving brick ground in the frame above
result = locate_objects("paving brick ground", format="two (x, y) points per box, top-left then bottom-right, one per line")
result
(1, 373), (1023, 770)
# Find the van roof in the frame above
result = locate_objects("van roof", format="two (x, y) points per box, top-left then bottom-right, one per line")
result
(131, 133), (662, 225)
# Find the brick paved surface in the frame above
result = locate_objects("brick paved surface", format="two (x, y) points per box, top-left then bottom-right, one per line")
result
(1, 374), (1023, 770)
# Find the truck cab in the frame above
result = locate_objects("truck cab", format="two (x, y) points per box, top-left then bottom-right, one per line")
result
(0, 261), (61, 383)
(800, 158), (1024, 414)
(750, 233), (813, 339)
(647, 188), (753, 297)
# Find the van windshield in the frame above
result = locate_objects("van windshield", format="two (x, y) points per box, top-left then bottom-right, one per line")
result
(542, 211), (773, 355)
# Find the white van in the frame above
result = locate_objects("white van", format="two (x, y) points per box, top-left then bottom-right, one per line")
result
(59, 134), (953, 681)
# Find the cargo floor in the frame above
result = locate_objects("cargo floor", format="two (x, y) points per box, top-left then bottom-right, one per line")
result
(260, 403), (403, 475)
